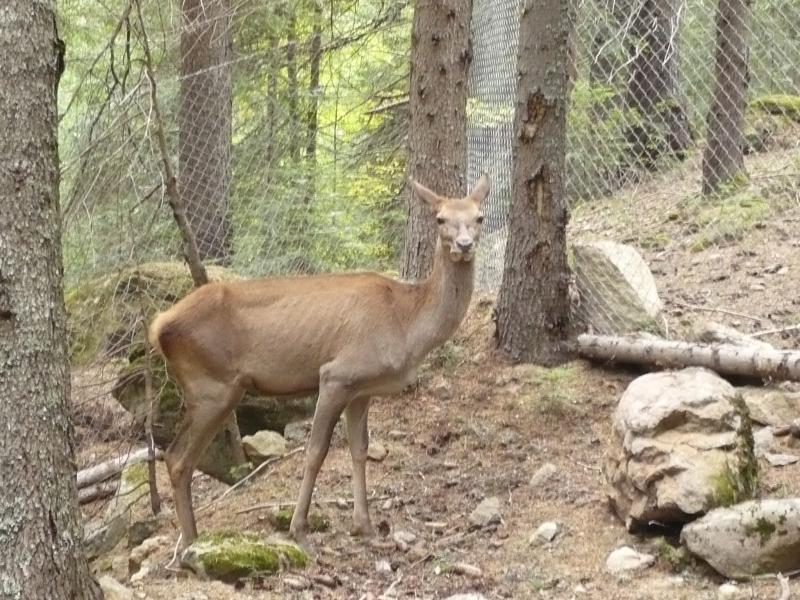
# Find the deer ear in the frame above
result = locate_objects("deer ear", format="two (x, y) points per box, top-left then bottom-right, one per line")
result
(469, 174), (491, 206)
(409, 178), (443, 211)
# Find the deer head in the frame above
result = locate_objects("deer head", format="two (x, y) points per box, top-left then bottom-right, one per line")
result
(410, 175), (491, 262)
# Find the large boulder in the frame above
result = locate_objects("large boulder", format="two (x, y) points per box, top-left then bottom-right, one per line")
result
(572, 240), (663, 335)
(605, 368), (757, 530)
(739, 386), (800, 427)
(681, 499), (800, 579)
(181, 531), (308, 583)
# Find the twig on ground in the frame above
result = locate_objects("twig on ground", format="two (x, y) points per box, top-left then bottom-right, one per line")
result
(197, 447), (304, 514)
(750, 324), (800, 338)
(235, 493), (393, 515)
(672, 300), (762, 322)
(165, 533), (183, 572)
(378, 574), (403, 599)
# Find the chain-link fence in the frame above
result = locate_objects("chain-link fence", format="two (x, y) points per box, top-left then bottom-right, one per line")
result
(470, 0), (800, 340)
(61, 0), (799, 504)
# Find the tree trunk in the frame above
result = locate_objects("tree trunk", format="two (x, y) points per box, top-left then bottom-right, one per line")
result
(0, 3), (101, 597)
(702, 0), (751, 193)
(400, 0), (472, 280)
(625, 0), (691, 167)
(494, 0), (574, 365)
(286, 8), (301, 165)
(577, 334), (800, 381)
(304, 0), (323, 206)
(179, 0), (233, 263)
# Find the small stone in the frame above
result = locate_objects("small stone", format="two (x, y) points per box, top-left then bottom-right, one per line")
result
(284, 421), (310, 444)
(283, 575), (309, 590)
(764, 452), (799, 466)
(574, 584), (587, 594)
(127, 518), (160, 548)
(717, 583), (740, 600)
(469, 496), (502, 528)
(605, 546), (655, 574)
(393, 530), (417, 546)
(451, 562), (483, 578)
(242, 430), (287, 462)
(424, 521), (447, 532)
(529, 462), (558, 488)
(368, 442), (388, 462)
(98, 575), (133, 600)
(433, 382), (453, 399)
(408, 543), (430, 562)
(529, 521), (560, 545)
(375, 558), (393, 574)
(129, 566), (150, 584)
(381, 498), (393, 511)
(388, 430), (408, 440)
(749, 283), (766, 291)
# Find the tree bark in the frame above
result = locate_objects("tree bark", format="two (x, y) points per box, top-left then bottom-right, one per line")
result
(400, 0), (472, 280)
(286, 7), (301, 165)
(304, 0), (323, 206)
(624, 0), (691, 166)
(494, 0), (574, 364)
(702, 0), (751, 193)
(577, 334), (800, 381)
(179, 0), (233, 262)
(0, 2), (101, 597)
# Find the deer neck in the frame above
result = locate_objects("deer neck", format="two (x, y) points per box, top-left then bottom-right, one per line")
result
(409, 239), (475, 357)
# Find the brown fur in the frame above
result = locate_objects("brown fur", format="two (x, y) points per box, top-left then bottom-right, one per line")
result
(150, 175), (490, 549)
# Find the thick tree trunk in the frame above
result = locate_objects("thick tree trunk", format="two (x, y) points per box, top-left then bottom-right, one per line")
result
(304, 0), (323, 206)
(578, 334), (800, 381)
(0, 3), (101, 597)
(400, 0), (472, 280)
(494, 0), (574, 364)
(702, 0), (751, 193)
(179, 0), (233, 263)
(625, 0), (691, 166)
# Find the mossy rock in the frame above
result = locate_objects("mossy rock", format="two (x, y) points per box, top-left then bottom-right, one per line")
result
(182, 531), (308, 583)
(66, 262), (239, 365)
(112, 354), (315, 484)
(268, 508), (330, 533)
(750, 94), (800, 122)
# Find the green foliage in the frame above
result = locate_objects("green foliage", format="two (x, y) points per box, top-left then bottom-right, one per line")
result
(750, 94), (800, 122)
(709, 395), (758, 508)
(654, 537), (694, 572)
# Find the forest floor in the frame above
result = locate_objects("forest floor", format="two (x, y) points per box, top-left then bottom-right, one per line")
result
(76, 138), (800, 600)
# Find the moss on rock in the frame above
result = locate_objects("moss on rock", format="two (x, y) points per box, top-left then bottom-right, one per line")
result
(750, 94), (800, 122)
(268, 508), (330, 533)
(183, 531), (308, 583)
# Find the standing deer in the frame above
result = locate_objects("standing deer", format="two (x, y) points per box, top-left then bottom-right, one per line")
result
(149, 175), (490, 548)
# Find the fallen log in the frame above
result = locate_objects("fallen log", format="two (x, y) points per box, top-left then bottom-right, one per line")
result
(577, 334), (800, 381)
(76, 447), (163, 489)
(78, 481), (118, 504)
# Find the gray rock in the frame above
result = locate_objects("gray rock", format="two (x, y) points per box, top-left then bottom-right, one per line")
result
(242, 430), (287, 463)
(764, 452), (799, 466)
(605, 546), (655, 574)
(605, 368), (753, 530)
(573, 240), (663, 335)
(98, 575), (133, 600)
(469, 496), (502, 528)
(681, 499), (800, 579)
(129, 535), (169, 576)
(284, 420), (311, 444)
(368, 442), (388, 462)
(529, 521), (559, 545)
(717, 583), (741, 600)
(740, 387), (800, 427)
(530, 462), (559, 489)
(127, 518), (160, 548)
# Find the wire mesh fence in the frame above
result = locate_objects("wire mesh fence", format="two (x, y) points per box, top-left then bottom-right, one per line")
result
(60, 0), (800, 511)
(469, 0), (800, 339)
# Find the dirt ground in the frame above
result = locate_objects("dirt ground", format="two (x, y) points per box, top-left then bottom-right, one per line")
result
(76, 140), (800, 599)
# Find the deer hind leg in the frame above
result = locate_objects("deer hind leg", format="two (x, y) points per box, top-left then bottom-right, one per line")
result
(345, 396), (373, 537)
(165, 378), (244, 550)
(289, 381), (350, 543)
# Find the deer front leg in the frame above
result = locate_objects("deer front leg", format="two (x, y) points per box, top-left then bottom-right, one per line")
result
(345, 396), (373, 537)
(289, 381), (349, 543)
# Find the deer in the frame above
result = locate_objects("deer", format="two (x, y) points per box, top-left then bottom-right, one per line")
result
(148, 175), (490, 550)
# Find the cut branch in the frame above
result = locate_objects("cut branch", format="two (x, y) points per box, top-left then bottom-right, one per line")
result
(135, 0), (208, 287)
(76, 447), (163, 489)
(577, 334), (800, 381)
(78, 481), (118, 505)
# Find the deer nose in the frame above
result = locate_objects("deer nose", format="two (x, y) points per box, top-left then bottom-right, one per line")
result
(456, 239), (473, 253)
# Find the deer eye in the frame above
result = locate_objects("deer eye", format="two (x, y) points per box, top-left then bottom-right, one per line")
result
(436, 216), (445, 225)
(476, 215), (484, 224)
